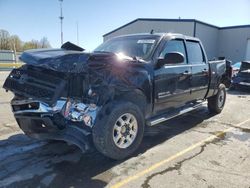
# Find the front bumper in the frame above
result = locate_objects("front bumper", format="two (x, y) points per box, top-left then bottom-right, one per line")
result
(11, 99), (95, 152)
(15, 113), (92, 152)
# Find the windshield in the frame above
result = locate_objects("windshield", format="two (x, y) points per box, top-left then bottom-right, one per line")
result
(94, 35), (160, 60)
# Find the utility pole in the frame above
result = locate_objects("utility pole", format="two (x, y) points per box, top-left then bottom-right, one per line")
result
(59, 0), (64, 45)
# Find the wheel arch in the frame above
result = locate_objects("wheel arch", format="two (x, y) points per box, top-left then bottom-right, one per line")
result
(113, 88), (151, 118)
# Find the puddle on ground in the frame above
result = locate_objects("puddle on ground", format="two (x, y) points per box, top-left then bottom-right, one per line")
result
(226, 131), (250, 142)
(230, 127), (250, 142)
(211, 128), (250, 143)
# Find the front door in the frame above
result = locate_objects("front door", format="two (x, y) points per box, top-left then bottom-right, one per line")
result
(153, 39), (191, 114)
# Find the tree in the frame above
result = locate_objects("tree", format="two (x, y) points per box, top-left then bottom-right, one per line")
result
(40, 37), (51, 48)
(0, 29), (52, 51)
(22, 40), (40, 50)
(0, 29), (11, 50)
(10, 35), (22, 52)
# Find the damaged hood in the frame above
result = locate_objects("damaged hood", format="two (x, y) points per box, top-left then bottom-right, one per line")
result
(20, 48), (142, 73)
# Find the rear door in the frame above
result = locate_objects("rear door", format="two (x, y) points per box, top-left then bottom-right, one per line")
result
(186, 41), (209, 100)
(153, 39), (191, 114)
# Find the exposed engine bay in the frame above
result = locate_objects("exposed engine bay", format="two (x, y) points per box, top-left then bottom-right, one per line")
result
(63, 99), (99, 127)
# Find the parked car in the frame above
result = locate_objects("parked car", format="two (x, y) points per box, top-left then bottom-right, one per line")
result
(3, 33), (231, 159)
(231, 61), (250, 90)
(232, 62), (242, 77)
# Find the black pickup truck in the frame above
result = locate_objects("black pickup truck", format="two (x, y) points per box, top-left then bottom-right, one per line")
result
(3, 33), (230, 159)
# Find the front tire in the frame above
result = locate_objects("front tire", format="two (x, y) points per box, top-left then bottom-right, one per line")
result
(92, 101), (144, 160)
(208, 83), (226, 114)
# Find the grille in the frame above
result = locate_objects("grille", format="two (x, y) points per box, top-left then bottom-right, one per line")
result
(27, 69), (62, 85)
(5, 79), (54, 98)
(3, 68), (66, 105)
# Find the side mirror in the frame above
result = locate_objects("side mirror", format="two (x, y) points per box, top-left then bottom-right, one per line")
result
(157, 52), (184, 68)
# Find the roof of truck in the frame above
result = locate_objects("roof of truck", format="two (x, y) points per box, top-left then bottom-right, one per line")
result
(109, 33), (200, 42)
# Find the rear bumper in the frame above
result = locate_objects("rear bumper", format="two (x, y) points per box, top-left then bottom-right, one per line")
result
(15, 113), (92, 152)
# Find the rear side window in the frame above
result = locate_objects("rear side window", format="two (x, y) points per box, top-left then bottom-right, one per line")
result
(186, 41), (204, 64)
(159, 40), (187, 64)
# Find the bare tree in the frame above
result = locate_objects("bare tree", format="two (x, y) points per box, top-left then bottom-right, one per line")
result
(0, 29), (52, 51)
(40, 37), (51, 48)
(0, 29), (11, 50)
(10, 35), (22, 52)
(23, 40), (40, 50)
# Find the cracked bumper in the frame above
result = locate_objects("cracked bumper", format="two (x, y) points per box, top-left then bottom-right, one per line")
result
(14, 113), (92, 152)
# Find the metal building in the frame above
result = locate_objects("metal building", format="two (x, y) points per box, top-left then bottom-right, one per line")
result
(103, 19), (250, 62)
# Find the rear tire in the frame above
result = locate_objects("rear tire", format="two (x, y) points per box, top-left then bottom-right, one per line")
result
(92, 101), (144, 160)
(208, 83), (226, 114)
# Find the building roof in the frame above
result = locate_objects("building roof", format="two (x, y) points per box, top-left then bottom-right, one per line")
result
(103, 18), (250, 37)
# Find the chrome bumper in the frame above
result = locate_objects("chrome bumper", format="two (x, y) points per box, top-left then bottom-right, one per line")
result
(11, 98), (98, 152)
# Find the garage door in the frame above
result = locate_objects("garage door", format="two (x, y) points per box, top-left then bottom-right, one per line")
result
(246, 39), (250, 60)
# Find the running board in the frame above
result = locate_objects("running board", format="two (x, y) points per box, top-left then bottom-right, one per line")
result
(149, 101), (207, 126)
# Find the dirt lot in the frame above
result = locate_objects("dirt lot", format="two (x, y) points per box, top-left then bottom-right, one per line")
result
(0, 71), (250, 188)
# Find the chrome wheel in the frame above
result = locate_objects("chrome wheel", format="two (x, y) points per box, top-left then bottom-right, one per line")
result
(218, 89), (225, 108)
(113, 113), (138, 149)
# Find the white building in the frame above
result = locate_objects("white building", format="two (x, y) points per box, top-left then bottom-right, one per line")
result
(103, 19), (250, 62)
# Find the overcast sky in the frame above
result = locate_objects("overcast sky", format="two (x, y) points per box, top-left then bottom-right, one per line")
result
(0, 0), (250, 51)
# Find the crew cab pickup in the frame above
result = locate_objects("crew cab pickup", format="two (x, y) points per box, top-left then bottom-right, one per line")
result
(3, 33), (230, 159)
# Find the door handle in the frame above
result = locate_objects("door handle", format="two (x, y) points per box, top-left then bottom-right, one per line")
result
(182, 71), (191, 76)
(202, 69), (208, 74)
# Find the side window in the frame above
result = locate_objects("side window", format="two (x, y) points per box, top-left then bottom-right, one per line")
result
(159, 40), (187, 64)
(186, 41), (204, 64)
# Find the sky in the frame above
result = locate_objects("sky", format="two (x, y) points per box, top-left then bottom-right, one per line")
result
(0, 0), (250, 51)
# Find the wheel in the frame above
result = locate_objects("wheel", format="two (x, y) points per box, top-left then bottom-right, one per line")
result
(207, 83), (226, 114)
(92, 101), (144, 160)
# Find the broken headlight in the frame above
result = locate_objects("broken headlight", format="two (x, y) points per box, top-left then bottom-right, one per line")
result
(62, 99), (99, 127)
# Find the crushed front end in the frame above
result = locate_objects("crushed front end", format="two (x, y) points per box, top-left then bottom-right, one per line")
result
(2, 49), (110, 152)
(3, 46), (148, 152)
(4, 66), (101, 152)
(10, 97), (100, 152)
